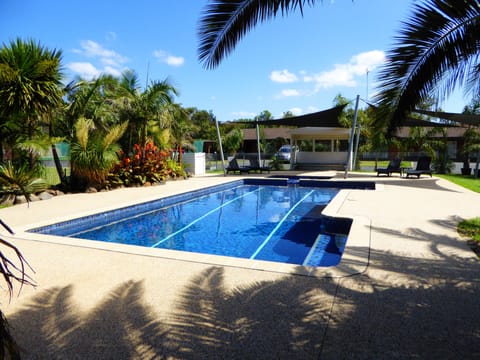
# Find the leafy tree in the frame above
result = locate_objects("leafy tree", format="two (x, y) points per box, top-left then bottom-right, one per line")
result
(254, 110), (273, 122)
(0, 38), (63, 166)
(187, 108), (218, 141)
(223, 127), (243, 155)
(116, 70), (178, 156)
(462, 96), (480, 176)
(374, 0), (480, 131)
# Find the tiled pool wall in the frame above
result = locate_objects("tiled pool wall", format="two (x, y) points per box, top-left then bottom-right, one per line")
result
(28, 178), (374, 237)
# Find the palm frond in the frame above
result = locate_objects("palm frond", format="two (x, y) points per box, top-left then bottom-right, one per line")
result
(374, 0), (480, 131)
(198, 0), (317, 69)
(75, 117), (95, 150)
(102, 121), (128, 150)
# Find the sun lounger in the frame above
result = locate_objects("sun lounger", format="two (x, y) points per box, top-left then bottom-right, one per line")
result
(376, 158), (402, 177)
(226, 158), (251, 174)
(248, 157), (271, 173)
(405, 156), (433, 178)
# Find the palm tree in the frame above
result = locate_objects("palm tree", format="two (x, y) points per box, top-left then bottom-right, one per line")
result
(374, 0), (480, 131)
(116, 70), (179, 156)
(198, 0), (321, 69)
(0, 38), (63, 165)
(70, 117), (128, 190)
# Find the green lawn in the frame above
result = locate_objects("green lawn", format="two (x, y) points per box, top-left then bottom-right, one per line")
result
(42, 167), (70, 185)
(435, 174), (480, 193)
(435, 174), (480, 252)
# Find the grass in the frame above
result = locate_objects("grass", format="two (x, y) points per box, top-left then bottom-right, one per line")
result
(42, 167), (70, 185)
(435, 174), (480, 255)
(458, 218), (480, 242)
(435, 174), (480, 193)
(357, 160), (413, 170)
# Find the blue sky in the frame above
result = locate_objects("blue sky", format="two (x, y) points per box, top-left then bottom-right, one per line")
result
(1, 0), (467, 121)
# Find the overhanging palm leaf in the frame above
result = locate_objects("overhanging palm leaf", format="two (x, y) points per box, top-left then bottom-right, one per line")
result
(374, 0), (480, 131)
(198, 0), (318, 69)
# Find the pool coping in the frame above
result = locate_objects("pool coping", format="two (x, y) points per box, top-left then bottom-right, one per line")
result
(12, 180), (372, 278)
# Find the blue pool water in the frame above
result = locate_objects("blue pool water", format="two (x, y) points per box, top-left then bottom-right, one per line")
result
(29, 180), (357, 267)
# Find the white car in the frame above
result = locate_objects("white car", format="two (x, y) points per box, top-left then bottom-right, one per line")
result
(275, 145), (296, 161)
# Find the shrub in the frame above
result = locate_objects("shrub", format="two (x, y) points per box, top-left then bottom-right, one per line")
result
(107, 141), (172, 187)
(0, 162), (48, 203)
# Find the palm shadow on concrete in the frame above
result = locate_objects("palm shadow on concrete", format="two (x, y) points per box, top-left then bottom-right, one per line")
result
(7, 217), (480, 359)
(9, 280), (170, 359)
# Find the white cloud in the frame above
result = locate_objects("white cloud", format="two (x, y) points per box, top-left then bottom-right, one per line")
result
(153, 50), (185, 67)
(67, 62), (101, 80)
(67, 62), (124, 80)
(305, 50), (386, 90)
(270, 69), (298, 83)
(288, 107), (303, 115)
(69, 40), (129, 79)
(306, 105), (320, 113)
(231, 111), (257, 118)
(280, 89), (301, 97)
(78, 40), (128, 65)
(103, 66), (122, 77)
(101, 57), (120, 67)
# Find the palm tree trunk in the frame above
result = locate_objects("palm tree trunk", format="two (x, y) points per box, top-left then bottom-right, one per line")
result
(51, 144), (65, 185)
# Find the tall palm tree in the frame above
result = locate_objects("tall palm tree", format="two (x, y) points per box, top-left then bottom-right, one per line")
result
(116, 70), (179, 155)
(0, 38), (64, 164)
(198, 0), (320, 69)
(374, 0), (480, 131)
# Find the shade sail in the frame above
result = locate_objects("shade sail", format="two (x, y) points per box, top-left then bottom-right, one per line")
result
(413, 109), (480, 126)
(237, 104), (348, 127)
(403, 116), (458, 127)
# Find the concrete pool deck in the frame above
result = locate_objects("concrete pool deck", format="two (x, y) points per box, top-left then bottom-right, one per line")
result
(0, 171), (479, 359)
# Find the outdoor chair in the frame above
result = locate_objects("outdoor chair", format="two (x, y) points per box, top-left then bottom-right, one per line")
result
(248, 157), (271, 173)
(405, 156), (433, 178)
(376, 158), (402, 177)
(226, 158), (251, 174)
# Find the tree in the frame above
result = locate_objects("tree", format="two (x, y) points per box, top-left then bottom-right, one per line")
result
(187, 108), (218, 141)
(70, 117), (128, 190)
(198, 0), (326, 69)
(223, 127), (243, 155)
(374, 0), (480, 131)
(0, 38), (63, 166)
(462, 96), (480, 176)
(116, 70), (178, 156)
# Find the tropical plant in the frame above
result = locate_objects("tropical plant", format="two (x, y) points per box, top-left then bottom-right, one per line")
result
(374, 0), (480, 131)
(107, 141), (170, 187)
(0, 161), (48, 203)
(461, 96), (480, 175)
(0, 232), (34, 359)
(198, 0), (325, 69)
(223, 127), (243, 155)
(70, 117), (128, 190)
(116, 70), (179, 155)
(0, 38), (63, 165)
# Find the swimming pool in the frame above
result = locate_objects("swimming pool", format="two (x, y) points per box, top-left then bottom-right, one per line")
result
(29, 179), (371, 268)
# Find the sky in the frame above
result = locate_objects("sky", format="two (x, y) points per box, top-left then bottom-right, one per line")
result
(1, 0), (468, 121)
